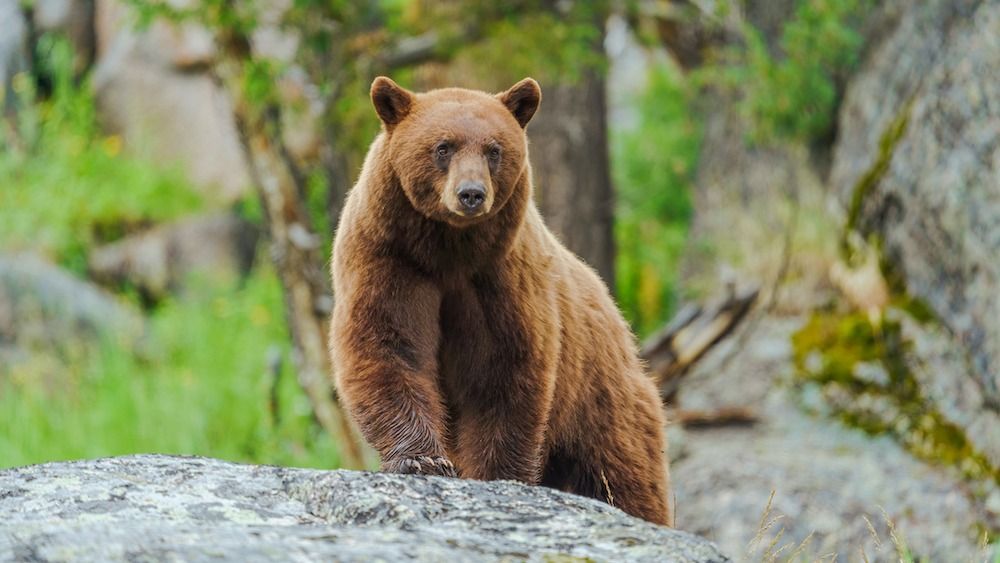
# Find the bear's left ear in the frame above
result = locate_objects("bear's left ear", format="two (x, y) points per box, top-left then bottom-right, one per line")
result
(371, 76), (414, 129)
(497, 78), (541, 129)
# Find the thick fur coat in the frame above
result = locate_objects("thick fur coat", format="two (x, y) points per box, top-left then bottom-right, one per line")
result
(330, 76), (672, 525)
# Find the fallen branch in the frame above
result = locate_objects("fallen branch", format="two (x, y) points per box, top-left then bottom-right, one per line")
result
(669, 406), (760, 429)
(640, 283), (760, 402)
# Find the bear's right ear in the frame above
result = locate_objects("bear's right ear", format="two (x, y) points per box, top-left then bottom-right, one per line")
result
(371, 76), (414, 129)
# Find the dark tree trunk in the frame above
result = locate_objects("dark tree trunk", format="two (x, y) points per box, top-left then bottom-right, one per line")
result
(528, 31), (616, 289)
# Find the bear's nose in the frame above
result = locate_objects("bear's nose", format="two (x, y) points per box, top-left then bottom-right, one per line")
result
(457, 181), (487, 212)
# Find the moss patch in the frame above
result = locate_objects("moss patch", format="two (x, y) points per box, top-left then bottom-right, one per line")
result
(792, 306), (1000, 485)
(842, 99), (913, 251)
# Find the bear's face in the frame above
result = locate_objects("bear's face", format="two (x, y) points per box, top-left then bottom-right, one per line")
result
(371, 77), (541, 227)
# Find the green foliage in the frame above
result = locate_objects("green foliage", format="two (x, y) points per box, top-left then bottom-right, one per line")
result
(455, 6), (606, 85)
(612, 64), (700, 337)
(0, 267), (347, 470)
(0, 36), (202, 271)
(704, 0), (873, 143)
(0, 35), (343, 470)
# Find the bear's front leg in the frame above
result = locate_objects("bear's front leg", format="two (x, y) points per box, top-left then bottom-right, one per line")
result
(330, 262), (454, 477)
(452, 374), (553, 483)
(450, 271), (558, 484)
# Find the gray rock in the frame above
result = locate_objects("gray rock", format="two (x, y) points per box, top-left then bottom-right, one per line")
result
(0, 455), (728, 562)
(91, 26), (252, 203)
(87, 212), (259, 299)
(670, 318), (998, 562)
(831, 0), (1000, 463)
(0, 0), (30, 114)
(0, 253), (143, 364)
(675, 400), (995, 562)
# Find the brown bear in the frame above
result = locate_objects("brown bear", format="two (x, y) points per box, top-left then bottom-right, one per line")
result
(329, 76), (672, 526)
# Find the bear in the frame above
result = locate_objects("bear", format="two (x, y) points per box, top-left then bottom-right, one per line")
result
(329, 76), (672, 526)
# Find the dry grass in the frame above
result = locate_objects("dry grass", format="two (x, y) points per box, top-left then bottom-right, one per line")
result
(738, 491), (999, 563)
(599, 470), (615, 507)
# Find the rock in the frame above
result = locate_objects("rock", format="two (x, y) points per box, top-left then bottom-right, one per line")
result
(901, 314), (1000, 469)
(89, 0), (320, 203)
(91, 23), (252, 203)
(831, 0), (1000, 461)
(675, 401), (995, 562)
(670, 317), (998, 561)
(0, 0), (30, 114)
(0, 455), (728, 562)
(0, 253), (144, 364)
(87, 212), (259, 299)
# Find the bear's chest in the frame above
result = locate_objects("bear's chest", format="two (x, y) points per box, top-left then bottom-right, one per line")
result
(435, 277), (535, 403)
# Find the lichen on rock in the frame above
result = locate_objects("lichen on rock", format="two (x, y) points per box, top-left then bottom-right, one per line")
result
(0, 455), (729, 562)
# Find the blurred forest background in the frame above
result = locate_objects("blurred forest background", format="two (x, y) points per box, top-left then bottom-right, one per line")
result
(2, 0), (999, 559)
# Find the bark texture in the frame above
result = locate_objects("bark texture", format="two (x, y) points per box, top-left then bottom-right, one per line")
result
(529, 55), (616, 287)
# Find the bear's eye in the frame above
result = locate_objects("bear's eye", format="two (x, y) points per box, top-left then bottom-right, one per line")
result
(487, 146), (501, 161)
(435, 143), (451, 159)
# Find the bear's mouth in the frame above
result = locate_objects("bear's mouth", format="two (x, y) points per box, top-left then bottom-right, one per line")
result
(441, 207), (490, 228)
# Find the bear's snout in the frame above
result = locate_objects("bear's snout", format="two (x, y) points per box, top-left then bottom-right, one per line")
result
(457, 180), (487, 213)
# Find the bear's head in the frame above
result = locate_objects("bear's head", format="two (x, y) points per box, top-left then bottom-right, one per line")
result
(370, 76), (541, 227)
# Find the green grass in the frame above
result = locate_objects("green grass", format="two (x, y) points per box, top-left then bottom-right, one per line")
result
(0, 35), (346, 470)
(0, 267), (346, 469)
(612, 63), (700, 337)
(0, 36), (202, 273)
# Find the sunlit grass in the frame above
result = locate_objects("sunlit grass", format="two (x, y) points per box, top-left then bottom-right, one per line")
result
(0, 267), (346, 470)
(612, 62), (700, 337)
(0, 36), (202, 272)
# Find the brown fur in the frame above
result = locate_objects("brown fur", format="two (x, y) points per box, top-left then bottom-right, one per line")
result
(330, 76), (672, 526)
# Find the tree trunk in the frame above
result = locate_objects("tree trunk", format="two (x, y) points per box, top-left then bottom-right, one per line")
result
(528, 29), (616, 289)
(213, 32), (367, 470)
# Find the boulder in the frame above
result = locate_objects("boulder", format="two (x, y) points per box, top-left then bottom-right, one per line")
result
(0, 253), (143, 364)
(670, 317), (998, 561)
(0, 0), (30, 114)
(830, 0), (1000, 464)
(0, 455), (728, 562)
(87, 212), (259, 299)
(91, 20), (251, 203)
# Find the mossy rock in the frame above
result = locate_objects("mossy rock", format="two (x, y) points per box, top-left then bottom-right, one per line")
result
(792, 306), (1000, 485)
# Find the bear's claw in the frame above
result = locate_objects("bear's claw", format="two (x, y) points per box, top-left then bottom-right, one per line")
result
(384, 455), (458, 478)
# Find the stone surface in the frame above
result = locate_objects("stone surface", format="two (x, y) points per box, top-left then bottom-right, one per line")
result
(91, 21), (252, 203)
(675, 401), (995, 562)
(0, 253), (143, 364)
(89, 0), (318, 203)
(0, 0), (30, 113)
(87, 212), (259, 299)
(831, 0), (1000, 463)
(0, 455), (728, 562)
(670, 318), (998, 562)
